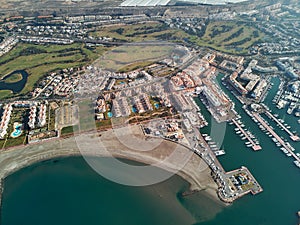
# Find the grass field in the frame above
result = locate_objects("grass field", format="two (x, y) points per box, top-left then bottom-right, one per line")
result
(0, 90), (12, 98)
(61, 125), (78, 135)
(96, 45), (174, 71)
(91, 21), (265, 55)
(0, 139), (5, 149)
(117, 61), (154, 73)
(2, 72), (23, 83)
(0, 43), (110, 98)
(3, 135), (26, 148)
(90, 22), (189, 43)
(190, 21), (265, 54)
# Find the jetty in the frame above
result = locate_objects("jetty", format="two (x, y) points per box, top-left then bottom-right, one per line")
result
(252, 113), (300, 164)
(192, 128), (226, 173)
(189, 128), (263, 203)
(226, 166), (263, 195)
(231, 119), (262, 151)
(265, 111), (300, 141)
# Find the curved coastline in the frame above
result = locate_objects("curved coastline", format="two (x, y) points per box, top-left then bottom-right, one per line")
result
(0, 125), (223, 213)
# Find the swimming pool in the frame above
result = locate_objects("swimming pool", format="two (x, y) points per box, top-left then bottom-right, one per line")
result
(107, 112), (113, 118)
(132, 107), (137, 113)
(11, 123), (22, 138)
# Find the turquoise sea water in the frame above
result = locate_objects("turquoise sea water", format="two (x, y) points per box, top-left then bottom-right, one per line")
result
(0, 157), (223, 225)
(1, 74), (300, 225)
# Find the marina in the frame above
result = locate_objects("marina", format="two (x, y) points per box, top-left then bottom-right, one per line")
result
(264, 110), (300, 141)
(252, 112), (300, 166)
(203, 134), (226, 157)
(231, 118), (262, 151)
(1, 1), (300, 224)
(220, 73), (300, 170)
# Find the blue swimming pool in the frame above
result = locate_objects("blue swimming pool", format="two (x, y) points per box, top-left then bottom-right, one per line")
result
(154, 103), (160, 109)
(132, 107), (137, 113)
(11, 124), (22, 138)
(107, 112), (113, 118)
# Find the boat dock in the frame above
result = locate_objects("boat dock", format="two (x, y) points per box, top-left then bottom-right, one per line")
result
(186, 128), (263, 203)
(253, 113), (300, 164)
(265, 111), (300, 141)
(192, 128), (226, 173)
(226, 166), (263, 195)
(231, 119), (262, 151)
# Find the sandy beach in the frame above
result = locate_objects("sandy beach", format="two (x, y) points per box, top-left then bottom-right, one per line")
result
(0, 125), (222, 208)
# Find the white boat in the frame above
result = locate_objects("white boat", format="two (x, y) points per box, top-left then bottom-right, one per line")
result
(294, 161), (300, 168)
(215, 150), (226, 156)
(205, 136), (212, 141)
(282, 149), (289, 154)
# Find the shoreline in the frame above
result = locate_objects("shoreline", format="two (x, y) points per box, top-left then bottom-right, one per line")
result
(0, 125), (224, 213)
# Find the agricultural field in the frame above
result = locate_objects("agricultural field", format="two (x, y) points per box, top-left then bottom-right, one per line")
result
(191, 21), (265, 54)
(0, 43), (110, 98)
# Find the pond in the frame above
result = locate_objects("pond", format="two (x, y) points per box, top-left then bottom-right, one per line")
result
(0, 70), (29, 93)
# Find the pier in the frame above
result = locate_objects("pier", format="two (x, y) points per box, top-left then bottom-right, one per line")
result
(252, 113), (300, 163)
(265, 111), (300, 141)
(188, 128), (263, 203)
(225, 166), (263, 195)
(192, 128), (226, 173)
(231, 119), (262, 151)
